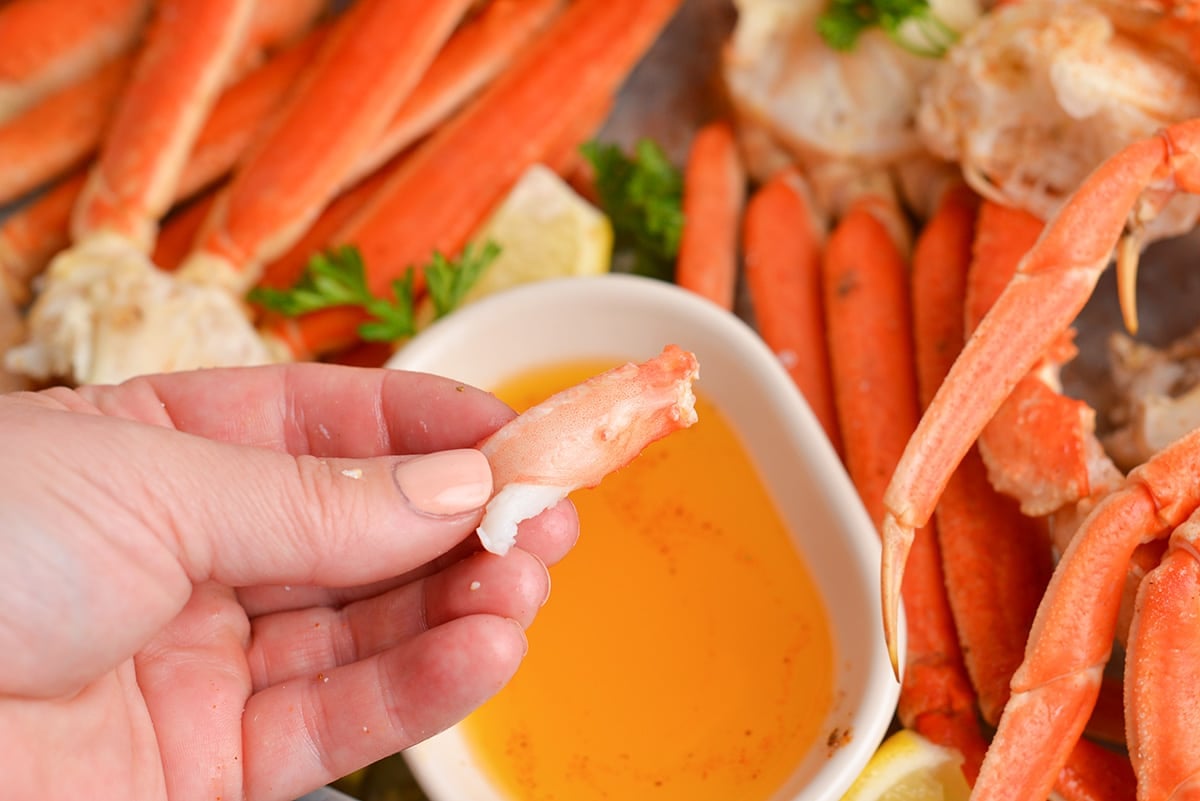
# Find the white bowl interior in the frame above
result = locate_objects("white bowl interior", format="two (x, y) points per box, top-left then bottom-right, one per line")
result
(386, 274), (900, 801)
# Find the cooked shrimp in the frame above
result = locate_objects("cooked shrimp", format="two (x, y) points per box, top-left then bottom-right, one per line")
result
(476, 345), (699, 555)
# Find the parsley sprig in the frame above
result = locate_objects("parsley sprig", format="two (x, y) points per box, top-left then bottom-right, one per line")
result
(817, 0), (957, 58)
(581, 138), (684, 282)
(250, 242), (499, 342)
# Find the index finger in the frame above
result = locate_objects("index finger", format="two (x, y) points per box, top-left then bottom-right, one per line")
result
(76, 362), (516, 457)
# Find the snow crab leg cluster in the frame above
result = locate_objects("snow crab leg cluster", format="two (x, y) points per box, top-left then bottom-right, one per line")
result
(0, 0), (684, 386)
(885, 116), (1200, 801)
(719, 0), (1200, 798)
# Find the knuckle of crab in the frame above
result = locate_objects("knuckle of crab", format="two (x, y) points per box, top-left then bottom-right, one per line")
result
(918, 0), (1200, 239)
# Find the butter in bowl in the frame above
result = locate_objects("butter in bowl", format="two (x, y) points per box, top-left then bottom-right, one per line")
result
(379, 273), (898, 801)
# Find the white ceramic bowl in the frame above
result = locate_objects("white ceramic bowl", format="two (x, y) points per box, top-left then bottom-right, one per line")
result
(385, 273), (900, 801)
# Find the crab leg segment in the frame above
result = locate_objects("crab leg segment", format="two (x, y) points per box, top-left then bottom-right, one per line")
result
(73, 0), (256, 251)
(0, 0), (150, 124)
(880, 127), (1193, 672)
(0, 1), (327, 209)
(824, 179), (989, 778)
(676, 120), (746, 310)
(0, 27), (326, 293)
(179, 0), (475, 289)
(1125, 511), (1200, 798)
(0, 55), (131, 207)
(340, 0), (565, 189)
(966, 201), (1120, 519)
(911, 183), (1051, 730)
(265, 0), (685, 358)
(741, 168), (839, 451)
(971, 424), (1200, 800)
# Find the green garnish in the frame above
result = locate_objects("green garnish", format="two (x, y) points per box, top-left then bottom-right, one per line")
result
(423, 241), (500, 319)
(581, 138), (684, 282)
(817, 0), (957, 58)
(250, 242), (499, 342)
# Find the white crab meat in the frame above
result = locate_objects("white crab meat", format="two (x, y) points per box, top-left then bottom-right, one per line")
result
(918, 0), (1200, 238)
(6, 233), (278, 385)
(724, 0), (981, 182)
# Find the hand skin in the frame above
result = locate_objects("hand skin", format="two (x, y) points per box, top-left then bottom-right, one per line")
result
(0, 363), (580, 801)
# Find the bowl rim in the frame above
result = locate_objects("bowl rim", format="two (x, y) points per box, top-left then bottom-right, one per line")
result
(387, 273), (901, 801)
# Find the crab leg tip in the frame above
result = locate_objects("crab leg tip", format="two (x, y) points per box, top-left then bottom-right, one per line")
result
(881, 511), (911, 680)
(1116, 232), (1142, 336)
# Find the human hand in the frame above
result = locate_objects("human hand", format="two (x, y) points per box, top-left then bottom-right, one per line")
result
(0, 363), (579, 801)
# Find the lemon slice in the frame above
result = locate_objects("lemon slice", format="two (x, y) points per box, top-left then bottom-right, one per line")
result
(463, 163), (613, 304)
(840, 729), (972, 801)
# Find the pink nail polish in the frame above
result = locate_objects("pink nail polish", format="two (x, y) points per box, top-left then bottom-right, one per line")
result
(394, 449), (493, 516)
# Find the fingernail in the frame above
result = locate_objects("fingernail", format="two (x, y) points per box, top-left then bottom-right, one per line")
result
(535, 554), (551, 607)
(394, 449), (493, 516)
(510, 618), (529, 656)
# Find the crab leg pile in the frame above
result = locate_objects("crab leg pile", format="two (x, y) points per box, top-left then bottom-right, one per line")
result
(0, 0), (684, 386)
(682, 0), (1200, 798)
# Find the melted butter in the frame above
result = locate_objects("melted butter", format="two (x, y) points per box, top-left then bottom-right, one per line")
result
(461, 359), (835, 801)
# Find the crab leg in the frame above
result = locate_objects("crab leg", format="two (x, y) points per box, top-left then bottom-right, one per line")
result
(263, 89), (617, 361)
(0, 32), (319, 294)
(0, 55), (131, 206)
(253, 167), (396, 290)
(0, 173), (84, 305)
(1125, 510), (1200, 798)
(158, 0), (562, 276)
(964, 201), (1126, 526)
(675, 120), (746, 310)
(879, 125), (1196, 672)
(5, 0), (260, 384)
(262, 0), (685, 360)
(969, 425), (1200, 800)
(912, 182), (1136, 799)
(823, 176), (989, 776)
(2, 0), (550, 298)
(0, 280), (27, 393)
(339, 0), (565, 189)
(911, 182), (1050, 730)
(73, 0), (256, 250)
(741, 167), (840, 451)
(177, 0), (475, 289)
(0, 0), (150, 124)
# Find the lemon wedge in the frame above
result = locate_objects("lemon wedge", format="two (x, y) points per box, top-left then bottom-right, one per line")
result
(463, 163), (613, 304)
(840, 729), (972, 801)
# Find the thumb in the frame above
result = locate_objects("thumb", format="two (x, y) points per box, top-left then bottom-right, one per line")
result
(148, 439), (496, 587)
